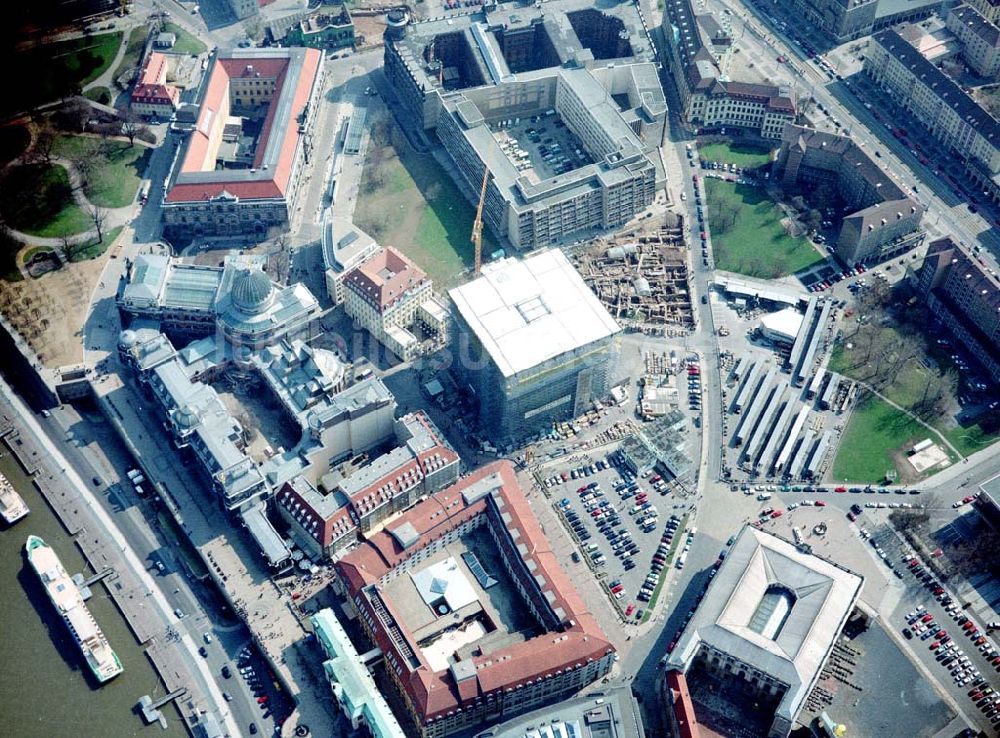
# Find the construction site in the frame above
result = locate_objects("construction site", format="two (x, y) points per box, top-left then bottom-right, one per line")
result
(573, 221), (694, 333)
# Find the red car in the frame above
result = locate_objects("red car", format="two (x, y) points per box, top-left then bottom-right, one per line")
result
(815, 501), (827, 507)
(771, 510), (784, 519)
(922, 613), (934, 623)
(625, 604), (635, 616)
(930, 641), (940, 650)
(964, 622), (976, 631)
(835, 486), (847, 493)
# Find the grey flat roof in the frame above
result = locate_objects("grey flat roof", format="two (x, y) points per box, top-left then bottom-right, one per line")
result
(241, 503), (291, 566)
(449, 248), (620, 377)
(666, 526), (863, 725)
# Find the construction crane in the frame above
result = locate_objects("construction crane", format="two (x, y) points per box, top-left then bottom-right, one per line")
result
(472, 169), (489, 276)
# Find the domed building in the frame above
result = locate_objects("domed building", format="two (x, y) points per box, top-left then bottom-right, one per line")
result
(117, 253), (320, 354)
(231, 268), (275, 315)
(216, 255), (320, 352)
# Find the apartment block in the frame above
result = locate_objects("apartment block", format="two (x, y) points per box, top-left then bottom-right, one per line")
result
(969, 0), (1000, 24)
(947, 4), (1000, 79)
(916, 237), (1000, 384)
(775, 124), (925, 265)
(865, 28), (1000, 205)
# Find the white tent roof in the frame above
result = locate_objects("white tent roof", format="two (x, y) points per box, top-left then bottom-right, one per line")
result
(449, 249), (620, 377)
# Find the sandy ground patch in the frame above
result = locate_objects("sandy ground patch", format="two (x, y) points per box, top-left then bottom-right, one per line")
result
(0, 249), (112, 367)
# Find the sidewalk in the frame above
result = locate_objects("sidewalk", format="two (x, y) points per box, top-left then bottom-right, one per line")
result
(92, 371), (341, 738)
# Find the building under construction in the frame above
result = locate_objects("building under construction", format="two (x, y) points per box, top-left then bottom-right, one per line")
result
(575, 225), (694, 330)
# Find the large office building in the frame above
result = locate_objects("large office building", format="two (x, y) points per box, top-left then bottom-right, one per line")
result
(662, 526), (863, 738)
(865, 27), (1000, 206)
(449, 249), (621, 445)
(335, 460), (616, 738)
(162, 48), (324, 237)
(344, 247), (450, 361)
(774, 123), (925, 265)
(384, 0), (666, 249)
(661, 0), (795, 139)
(436, 66), (660, 250)
(916, 237), (1000, 384)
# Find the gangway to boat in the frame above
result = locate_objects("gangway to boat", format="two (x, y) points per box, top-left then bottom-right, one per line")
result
(71, 568), (115, 601)
(138, 688), (188, 727)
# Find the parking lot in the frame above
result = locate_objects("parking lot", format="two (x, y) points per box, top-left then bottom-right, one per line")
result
(543, 452), (693, 625)
(857, 520), (1000, 732)
(495, 114), (593, 182)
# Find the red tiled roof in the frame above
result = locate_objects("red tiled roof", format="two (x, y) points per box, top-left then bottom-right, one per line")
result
(666, 671), (702, 738)
(165, 49), (322, 204)
(336, 460), (615, 724)
(345, 247), (429, 310)
(131, 52), (180, 107)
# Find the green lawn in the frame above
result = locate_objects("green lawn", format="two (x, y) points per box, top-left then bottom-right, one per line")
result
(162, 23), (208, 56)
(832, 396), (928, 483)
(53, 136), (148, 208)
(22, 246), (57, 263)
(84, 86), (113, 105)
(833, 325), (1000, 459)
(3, 33), (123, 114)
(705, 179), (823, 278)
(68, 225), (123, 262)
(111, 27), (148, 87)
(641, 513), (688, 624)
(0, 164), (92, 237)
(354, 135), (495, 288)
(698, 141), (774, 168)
(0, 227), (24, 282)
(0, 125), (30, 165)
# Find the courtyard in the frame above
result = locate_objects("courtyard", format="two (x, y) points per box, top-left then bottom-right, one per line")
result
(705, 179), (824, 279)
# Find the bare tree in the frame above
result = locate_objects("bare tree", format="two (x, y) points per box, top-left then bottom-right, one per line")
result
(117, 107), (140, 147)
(58, 98), (91, 133)
(31, 123), (57, 164)
(88, 204), (108, 243)
(67, 136), (101, 189)
(243, 17), (264, 43)
(59, 234), (73, 260)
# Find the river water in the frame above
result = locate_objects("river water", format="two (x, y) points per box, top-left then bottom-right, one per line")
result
(0, 450), (186, 738)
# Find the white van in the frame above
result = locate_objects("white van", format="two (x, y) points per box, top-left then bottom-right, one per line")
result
(757, 492), (772, 501)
